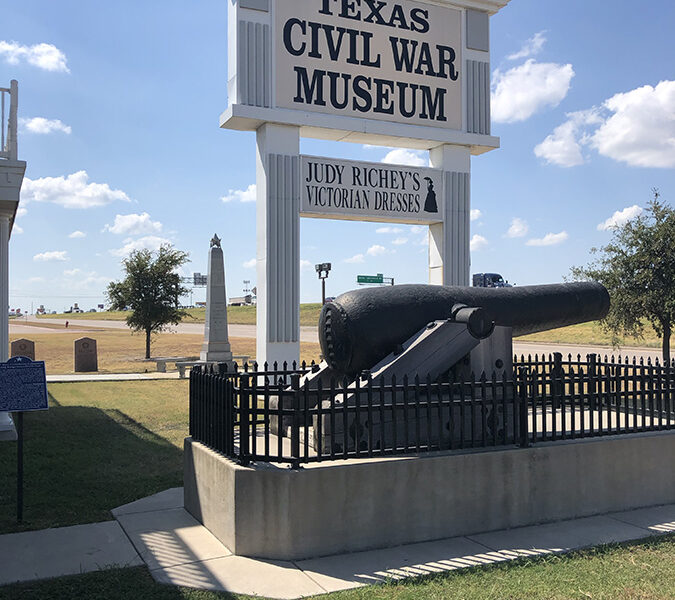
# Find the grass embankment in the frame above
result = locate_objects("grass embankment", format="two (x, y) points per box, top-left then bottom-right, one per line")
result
(8, 330), (321, 374)
(517, 320), (673, 351)
(0, 381), (188, 534)
(38, 303), (324, 327)
(2, 536), (674, 599)
(39, 308), (675, 350)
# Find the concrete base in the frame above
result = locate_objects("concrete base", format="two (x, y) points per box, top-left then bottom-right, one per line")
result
(184, 432), (675, 561)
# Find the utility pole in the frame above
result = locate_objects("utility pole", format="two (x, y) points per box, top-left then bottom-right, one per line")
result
(315, 263), (331, 305)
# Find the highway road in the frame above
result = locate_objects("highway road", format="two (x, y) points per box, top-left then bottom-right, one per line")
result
(10, 315), (666, 362)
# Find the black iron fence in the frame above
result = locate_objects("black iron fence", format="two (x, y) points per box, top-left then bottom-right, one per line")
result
(189, 355), (675, 468)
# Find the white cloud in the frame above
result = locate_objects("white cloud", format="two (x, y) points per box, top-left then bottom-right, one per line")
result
(0, 41), (69, 72)
(590, 81), (675, 168)
(410, 225), (425, 234)
(12, 224), (23, 234)
(376, 226), (403, 234)
(508, 31), (547, 61)
(470, 235), (488, 251)
(15, 207), (27, 218)
(534, 109), (603, 167)
(104, 213), (163, 236)
(526, 231), (569, 246)
(382, 149), (427, 167)
(60, 269), (109, 291)
(470, 209), (482, 222)
(20, 117), (71, 135)
(22, 171), (131, 209)
(597, 205), (643, 231)
(534, 119), (584, 167)
(492, 60), (575, 123)
(392, 237), (408, 245)
(110, 236), (170, 257)
(536, 81), (675, 168)
(242, 258), (256, 269)
(68, 230), (86, 239)
(222, 184), (256, 203)
(300, 259), (312, 270)
(344, 254), (365, 264)
(366, 244), (388, 256)
(506, 217), (529, 238)
(34, 250), (68, 262)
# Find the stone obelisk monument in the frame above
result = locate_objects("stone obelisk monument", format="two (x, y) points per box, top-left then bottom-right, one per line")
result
(200, 234), (234, 366)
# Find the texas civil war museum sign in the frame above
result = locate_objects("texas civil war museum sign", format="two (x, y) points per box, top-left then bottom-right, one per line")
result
(222, 0), (508, 366)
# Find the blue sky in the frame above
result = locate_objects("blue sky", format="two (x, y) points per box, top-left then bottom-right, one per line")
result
(2, 0), (674, 312)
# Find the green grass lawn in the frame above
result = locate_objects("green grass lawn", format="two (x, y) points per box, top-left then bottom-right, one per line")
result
(0, 381), (188, 534)
(1, 535), (674, 600)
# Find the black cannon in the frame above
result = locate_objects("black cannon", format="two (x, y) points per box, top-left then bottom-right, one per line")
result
(320, 282), (610, 378)
(271, 282), (610, 451)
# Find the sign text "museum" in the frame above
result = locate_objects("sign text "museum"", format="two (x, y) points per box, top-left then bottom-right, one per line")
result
(280, 0), (461, 124)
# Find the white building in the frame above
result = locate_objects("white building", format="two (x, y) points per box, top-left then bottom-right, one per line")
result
(0, 80), (27, 439)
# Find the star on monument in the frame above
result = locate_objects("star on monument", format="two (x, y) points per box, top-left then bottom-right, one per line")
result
(210, 234), (221, 248)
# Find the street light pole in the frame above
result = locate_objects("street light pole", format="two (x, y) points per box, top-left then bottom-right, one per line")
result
(315, 263), (332, 305)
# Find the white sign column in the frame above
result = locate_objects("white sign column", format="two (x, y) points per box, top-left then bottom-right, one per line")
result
(0, 79), (25, 438)
(256, 123), (301, 368)
(0, 215), (8, 364)
(429, 145), (471, 286)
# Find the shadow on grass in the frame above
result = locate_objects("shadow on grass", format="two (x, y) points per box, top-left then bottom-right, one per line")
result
(0, 395), (183, 534)
(0, 567), (241, 600)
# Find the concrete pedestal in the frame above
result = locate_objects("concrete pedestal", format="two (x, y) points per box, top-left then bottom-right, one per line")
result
(184, 431), (675, 560)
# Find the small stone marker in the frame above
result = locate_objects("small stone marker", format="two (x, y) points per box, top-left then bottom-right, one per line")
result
(74, 337), (98, 373)
(10, 339), (35, 361)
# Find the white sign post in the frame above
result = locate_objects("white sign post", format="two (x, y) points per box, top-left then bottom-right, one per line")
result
(222, 0), (510, 368)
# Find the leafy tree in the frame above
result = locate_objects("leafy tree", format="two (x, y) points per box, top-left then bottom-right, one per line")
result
(571, 190), (675, 364)
(107, 245), (190, 359)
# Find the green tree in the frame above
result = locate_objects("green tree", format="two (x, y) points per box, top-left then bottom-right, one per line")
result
(107, 245), (190, 359)
(571, 190), (675, 364)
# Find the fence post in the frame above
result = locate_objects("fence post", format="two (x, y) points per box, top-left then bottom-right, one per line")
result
(553, 352), (563, 408)
(518, 368), (530, 448)
(587, 353), (598, 434)
(239, 374), (251, 466)
(290, 374), (301, 469)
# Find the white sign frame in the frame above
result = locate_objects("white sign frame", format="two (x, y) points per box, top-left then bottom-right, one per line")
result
(222, 0), (511, 367)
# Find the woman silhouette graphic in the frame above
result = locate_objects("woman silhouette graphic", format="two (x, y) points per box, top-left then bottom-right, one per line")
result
(423, 177), (438, 213)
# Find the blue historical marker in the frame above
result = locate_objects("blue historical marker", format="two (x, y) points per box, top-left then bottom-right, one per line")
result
(0, 356), (49, 523)
(0, 356), (48, 412)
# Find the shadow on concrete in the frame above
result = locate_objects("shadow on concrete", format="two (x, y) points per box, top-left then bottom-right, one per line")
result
(0, 392), (183, 534)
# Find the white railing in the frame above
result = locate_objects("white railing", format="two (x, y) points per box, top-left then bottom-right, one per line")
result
(0, 80), (18, 161)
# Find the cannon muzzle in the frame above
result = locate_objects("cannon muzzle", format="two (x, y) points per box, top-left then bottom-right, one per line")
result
(319, 283), (610, 377)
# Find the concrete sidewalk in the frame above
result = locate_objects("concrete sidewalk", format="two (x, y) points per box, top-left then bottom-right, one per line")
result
(0, 488), (672, 599)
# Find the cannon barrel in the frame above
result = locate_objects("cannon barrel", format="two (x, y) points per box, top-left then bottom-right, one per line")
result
(319, 283), (610, 377)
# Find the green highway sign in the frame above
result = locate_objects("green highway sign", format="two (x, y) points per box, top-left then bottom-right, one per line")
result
(357, 274), (384, 284)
